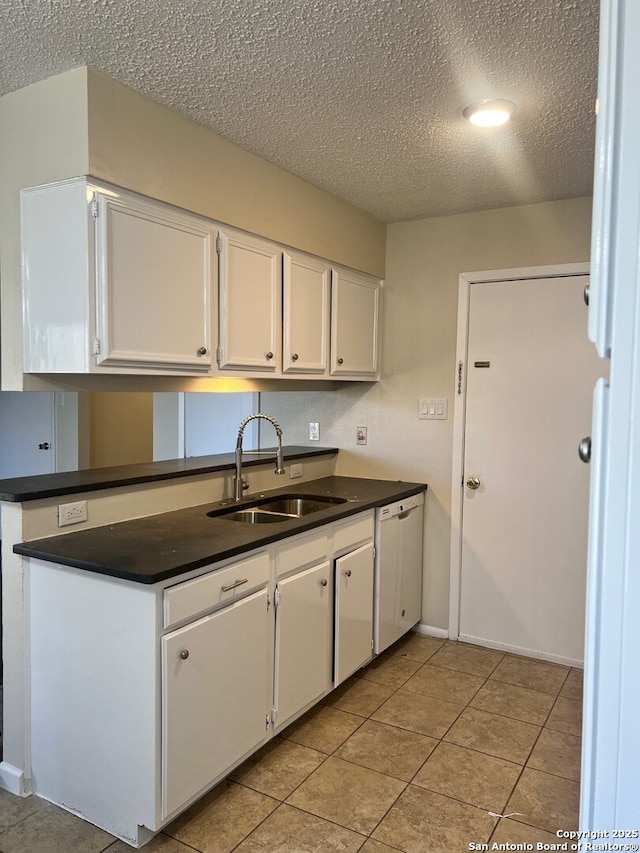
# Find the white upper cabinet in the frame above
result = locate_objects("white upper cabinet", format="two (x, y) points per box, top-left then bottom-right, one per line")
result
(330, 268), (381, 378)
(282, 250), (330, 375)
(217, 229), (280, 372)
(21, 177), (381, 382)
(21, 178), (214, 374)
(94, 192), (213, 370)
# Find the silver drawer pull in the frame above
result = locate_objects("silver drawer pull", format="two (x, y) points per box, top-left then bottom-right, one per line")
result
(221, 577), (249, 592)
(180, 649), (189, 660)
(320, 578), (328, 587)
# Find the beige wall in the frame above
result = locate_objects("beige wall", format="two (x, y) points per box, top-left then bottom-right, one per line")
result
(87, 69), (385, 278)
(89, 393), (154, 468)
(262, 196), (593, 631)
(0, 68), (90, 388)
(0, 67), (385, 391)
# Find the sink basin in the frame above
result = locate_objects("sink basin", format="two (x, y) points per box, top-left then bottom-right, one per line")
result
(207, 493), (348, 523)
(256, 495), (348, 516)
(219, 509), (291, 524)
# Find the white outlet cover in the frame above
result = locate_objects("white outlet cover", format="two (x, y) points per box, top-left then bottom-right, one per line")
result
(309, 422), (320, 441)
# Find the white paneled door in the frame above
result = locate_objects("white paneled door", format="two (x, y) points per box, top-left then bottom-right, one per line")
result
(0, 392), (55, 479)
(458, 275), (603, 665)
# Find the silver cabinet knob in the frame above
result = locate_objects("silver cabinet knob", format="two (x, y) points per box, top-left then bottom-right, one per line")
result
(337, 357), (344, 365)
(320, 578), (328, 587)
(584, 283), (590, 307)
(292, 353), (299, 361)
(344, 569), (352, 577)
(266, 351), (274, 360)
(466, 477), (481, 490)
(179, 649), (189, 660)
(578, 437), (592, 464)
(197, 346), (207, 356)
(38, 442), (51, 450)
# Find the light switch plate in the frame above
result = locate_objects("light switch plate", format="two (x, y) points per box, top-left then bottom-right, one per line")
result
(419, 398), (448, 420)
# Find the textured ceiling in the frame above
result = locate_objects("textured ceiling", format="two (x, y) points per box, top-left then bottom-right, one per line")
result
(0, 0), (599, 222)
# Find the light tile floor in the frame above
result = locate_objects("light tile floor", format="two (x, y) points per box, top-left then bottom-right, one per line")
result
(0, 638), (583, 852)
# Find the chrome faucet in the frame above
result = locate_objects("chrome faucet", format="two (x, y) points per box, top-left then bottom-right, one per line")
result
(234, 413), (285, 501)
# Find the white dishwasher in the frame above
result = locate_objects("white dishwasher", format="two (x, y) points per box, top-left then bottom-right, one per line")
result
(374, 491), (425, 654)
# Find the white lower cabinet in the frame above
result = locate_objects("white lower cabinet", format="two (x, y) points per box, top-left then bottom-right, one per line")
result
(273, 561), (333, 727)
(161, 588), (271, 818)
(335, 542), (375, 685)
(27, 507), (401, 847)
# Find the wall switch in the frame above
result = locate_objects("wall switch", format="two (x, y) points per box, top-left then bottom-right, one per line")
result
(290, 462), (303, 479)
(356, 426), (368, 445)
(419, 398), (448, 420)
(58, 500), (88, 527)
(309, 422), (320, 441)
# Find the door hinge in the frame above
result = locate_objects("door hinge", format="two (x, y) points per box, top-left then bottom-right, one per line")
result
(371, 637), (374, 651)
(274, 586), (281, 608)
(457, 360), (464, 395)
(216, 345), (222, 366)
(265, 714), (270, 730)
(92, 336), (101, 356)
(91, 193), (98, 220)
(266, 593), (271, 611)
(216, 233), (222, 254)
(271, 707), (278, 725)
(372, 545), (376, 560)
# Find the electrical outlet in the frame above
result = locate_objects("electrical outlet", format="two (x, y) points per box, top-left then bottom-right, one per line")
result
(290, 462), (303, 479)
(356, 426), (368, 445)
(309, 422), (320, 441)
(58, 500), (88, 527)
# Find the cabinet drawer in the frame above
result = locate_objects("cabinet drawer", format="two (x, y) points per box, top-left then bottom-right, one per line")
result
(164, 552), (270, 628)
(333, 512), (374, 555)
(276, 529), (330, 579)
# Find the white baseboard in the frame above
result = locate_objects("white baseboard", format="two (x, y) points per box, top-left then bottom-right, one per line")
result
(458, 634), (584, 668)
(414, 623), (449, 640)
(0, 761), (28, 796)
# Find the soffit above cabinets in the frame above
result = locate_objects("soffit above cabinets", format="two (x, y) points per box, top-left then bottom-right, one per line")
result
(0, 0), (598, 222)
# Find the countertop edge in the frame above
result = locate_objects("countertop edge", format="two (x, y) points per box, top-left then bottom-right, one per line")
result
(14, 478), (427, 584)
(0, 446), (338, 502)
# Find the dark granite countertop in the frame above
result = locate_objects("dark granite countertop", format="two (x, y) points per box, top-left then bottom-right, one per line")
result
(14, 476), (427, 584)
(0, 446), (337, 502)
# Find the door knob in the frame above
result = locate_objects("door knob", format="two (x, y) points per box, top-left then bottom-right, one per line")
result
(466, 476), (481, 490)
(578, 437), (591, 464)
(584, 282), (590, 306)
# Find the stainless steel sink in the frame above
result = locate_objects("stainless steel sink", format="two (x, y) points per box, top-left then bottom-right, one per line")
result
(256, 495), (347, 516)
(219, 508), (292, 524)
(207, 493), (348, 523)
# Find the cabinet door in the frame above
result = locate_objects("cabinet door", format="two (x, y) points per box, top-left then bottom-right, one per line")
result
(331, 269), (380, 378)
(217, 229), (280, 371)
(283, 251), (330, 374)
(274, 561), (333, 727)
(335, 543), (374, 685)
(95, 190), (213, 371)
(162, 589), (270, 818)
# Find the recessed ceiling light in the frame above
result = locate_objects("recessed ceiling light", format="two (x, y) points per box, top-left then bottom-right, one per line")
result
(463, 99), (516, 127)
